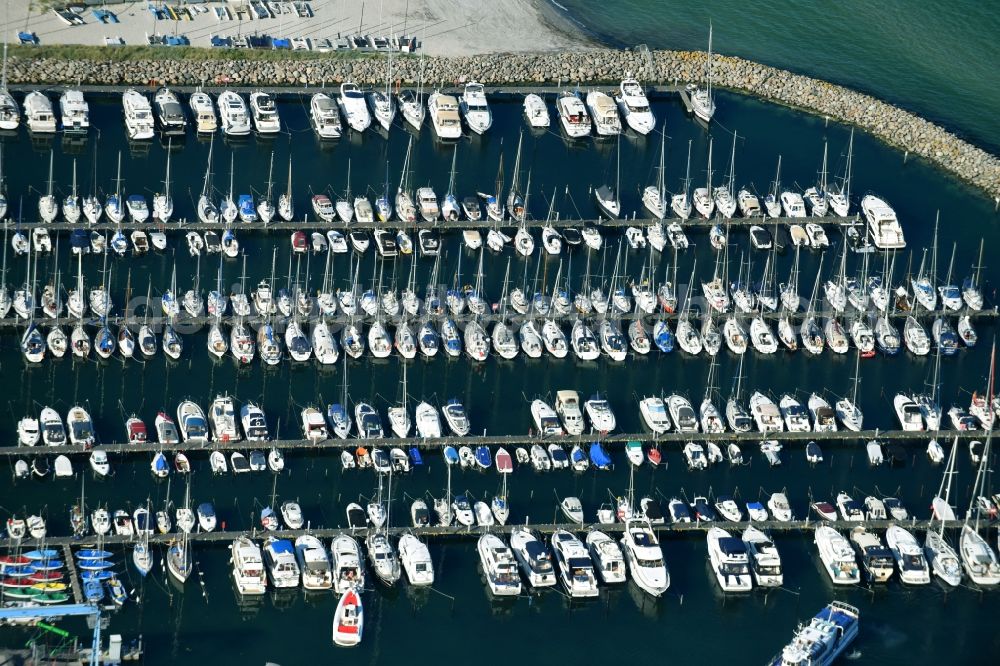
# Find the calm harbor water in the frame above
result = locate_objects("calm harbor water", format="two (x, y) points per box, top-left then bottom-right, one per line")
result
(1, 90), (999, 664)
(548, 0), (1000, 154)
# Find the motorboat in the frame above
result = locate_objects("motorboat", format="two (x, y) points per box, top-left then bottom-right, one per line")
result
(293, 535), (333, 591)
(584, 395), (616, 433)
(667, 394), (698, 433)
(556, 91), (591, 137)
(780, 191), (807, 218)
(121, 89), (154, 140)
(459, 82), (491, 134)
(639, 396), (671, 434)
(815, 526), (860, 584)
(743, 526), (783, 587)
(217, 90), (251, 136)
(510, 527), (556, 588)
(749, 392), (783, 433)
(885, 525), (930, 585)
(65, 405), (95, 448)
(428, 91), (462, 139)
(862, 194), (906, 249)
(531, 399), (564, 437)
(249, 91), (281, 134)
(847, 528), (895, 583)
(398, 534), (434, 586)
(477, 534), (522, 596)
(442, 398), (471, 436)
(208, 395), (240, 443)
(262, 537), (300, 588)
(893, 394), (924, 431)
(707, 527), (753, 592)
(808, 394), (837, 432)
(550, 530), (599, 598)
(585, 531), (627, 584)
(585, 90), (621, 136)
(152, 87), (185, 135)
(332, 588), (364, 647)
(770, 602), (860, 666)
(301, 407), (328, 442)
(767, 493), (793, 522)
(523, 93), (550, 127)
(189, 90), (217, 133)
(617, 76), (655, 134)
(176, 401), (208, 444)
(684, 442), (708, 470)
(330, 535), (365, 593)
(338, 82), (371, 132)
(231, 537), (267, 595)
(310, 92), (342, 138)
(835, 492), (864, 521)
(59, 89), (89, 132)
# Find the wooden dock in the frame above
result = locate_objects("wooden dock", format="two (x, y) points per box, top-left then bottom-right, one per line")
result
(61, 544), (84, 605)
(0, 518), (976, 550)
(0, 428), (986, 458)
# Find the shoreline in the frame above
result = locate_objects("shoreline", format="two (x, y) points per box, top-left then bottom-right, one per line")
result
(4, 47), (998, 200)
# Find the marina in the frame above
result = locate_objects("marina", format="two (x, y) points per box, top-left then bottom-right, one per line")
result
(0, 42), (999, 666)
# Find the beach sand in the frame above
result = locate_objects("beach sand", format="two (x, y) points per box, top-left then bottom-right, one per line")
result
(1, 0), (594, 56)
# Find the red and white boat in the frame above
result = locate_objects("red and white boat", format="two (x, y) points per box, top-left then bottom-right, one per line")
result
(126, 416), (148, 445)
(495, 448), (513, 474)
(332, 588), (363, 647)
(647, 447), (662, 466)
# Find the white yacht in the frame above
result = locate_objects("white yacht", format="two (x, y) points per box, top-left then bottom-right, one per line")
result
(743, 526), (783, 587)
(707, 527), (753, 592)
(217, 90), (251, 136)
(427, 91), (462, 139)
(523, 93), (550, 127)
(365, 532), (401, 586)
(477, 534), (522, 596)
(189, 90), (217, 133)
(586, 531), (627, 584)
(397, 533), (434, 586)
(263, 537), (300, 588)
(338, 82), (371, 132)
(959, 524), (1000, 586)
(459, 82), (491, 134)
(749, 392), (784, 433)
(639, 396), (671, 434)
(122, 89), (154, 140)
(885, 525), (930, 585)
(310, 92), (342, 138)
(862, 194), (906, 249)
(531, 399), (564, 437)
(293, 535), (332, 591)
(510, 527), (557, 588)
(0, 79), (19, 131)
(780, 191), (807, 218)
(616, 76), (655, 134)
(66, 406), (95, 447)
(553, 390), (585, 435)
(231, 537), (267, 595)
(249, 91), (281, 134)
(814, 526), (860, 584)
(584, 395), (616, 433)
(330, 535), (365, 593)
(24, 91), (56, 133)
(176, 401), (209, 444)
(585, 90), (622, 136)
(770, 602), (860, 666)
(551, 530), (599, 598)
(59, 89), (89, 133)
(620, 519), (670, 596)
(556, 92), (591, 137)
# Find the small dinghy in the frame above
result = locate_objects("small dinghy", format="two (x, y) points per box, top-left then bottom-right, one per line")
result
(560, 496), (584, 524)
(209, 451), (227, 474)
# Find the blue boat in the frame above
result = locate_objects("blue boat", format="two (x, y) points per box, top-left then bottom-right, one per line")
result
(83, 579), (105, 603)
(27, 559), (63, 571)
(769, 601), (859, 666)
(77, 559), (114, 571)
(238, 194), (257, 222)
(474, 446), (492, 470)
(443, 445), (459, 465)
(81, 569), (113, 582)
(24, 549), (59, 561)
(408, 447), (424, 466)
(70, 229), (89, 253)
(76, 549), (112, 560)
(2, 566), (32, 577)
(653, 321), (675, 353)
(151, 452), (170, 477)
(570, 446), (588, 468)
(589, 442), (612, 470)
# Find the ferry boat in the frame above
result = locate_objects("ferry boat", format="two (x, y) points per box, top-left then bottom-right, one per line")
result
(769, 601), (859, 666)
(122, 89), (154, 140)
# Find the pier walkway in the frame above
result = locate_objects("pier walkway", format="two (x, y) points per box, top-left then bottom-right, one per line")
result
(0, 428), (984, 458)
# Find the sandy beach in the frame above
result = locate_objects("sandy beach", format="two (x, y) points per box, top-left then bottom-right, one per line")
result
(1, 0), (593, 55)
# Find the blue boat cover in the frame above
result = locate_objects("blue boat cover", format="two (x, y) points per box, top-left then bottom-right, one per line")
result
(475, 446), (491, 468)
(24, 549), (59, 560)
(271, 539), (293, 554)
(408, 447), (423, 465)
(70, 229), (88, 249)
(443, 446), (459, 463)
(589, 442), (612, 469)
(76, 549), (112, 560)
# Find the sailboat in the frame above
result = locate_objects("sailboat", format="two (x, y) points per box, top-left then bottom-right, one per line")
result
(258, 152), (276, 223)
(712, 133), (737, 218)
(367, 45), (396, 131)
(152, 141), (173, 223)
(507, 131), (526, 222)
(594, 137), (621, 218)
(38, 150), (58, 223)
(643, 125), (668, 219)
(105, 151), (125, 224)
(62, 159), (80, 224)
(693, 138), (715, 218)
(167, 480), (193, 583)
(828, 130), (853, 217)
(397, 48), (426, 129)
(924, 436), (962, 586)
(804, 141), (829, 216)
(763, 155), (782, 218)
(395, 137), (417, 222)
(0, 41), (19, 131)
(278, 157), (294, 221)
(686, 23), (716, 122)
(671, 140), (693, 219)
(441, 145), (460, 222)
(197, 134), (218, 224)
(958, 344), (1000, 586)
(387, 364), (412, 438)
